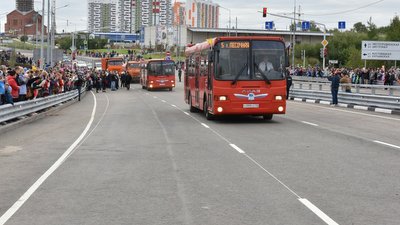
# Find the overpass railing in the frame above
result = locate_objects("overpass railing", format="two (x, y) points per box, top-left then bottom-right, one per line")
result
(0, 90), (79, 124)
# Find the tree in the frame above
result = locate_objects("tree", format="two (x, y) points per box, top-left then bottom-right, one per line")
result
(386, 16), (400, 41)
(20, 35), (28, 42)
(352, 22), (368, 33)
(367, 17), (378, 40)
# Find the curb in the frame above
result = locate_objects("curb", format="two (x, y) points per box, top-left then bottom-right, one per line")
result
(290, 97), (400, 115)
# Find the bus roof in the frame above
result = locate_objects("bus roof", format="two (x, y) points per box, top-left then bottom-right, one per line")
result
(185, 36), (285, 55)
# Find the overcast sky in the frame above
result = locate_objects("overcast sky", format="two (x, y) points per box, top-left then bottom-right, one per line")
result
(0, 0), (398, 33)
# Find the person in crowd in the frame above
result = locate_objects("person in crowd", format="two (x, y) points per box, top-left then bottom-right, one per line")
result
(286, 70), (292, 99)
(327, 69), (341, 106)
(17, 67), (28, 101)
(7, 70), (20, 103)
(125, 73), (132, 90)
(340, 71), (352, 93)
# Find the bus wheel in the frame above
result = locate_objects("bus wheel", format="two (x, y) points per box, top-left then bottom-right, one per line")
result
(169, 88), (173, 91)
(262, 114), (273, 120)
(189, 95), (197, 113)
(204, 101), (214, 120)
(142, 85), (145, 89)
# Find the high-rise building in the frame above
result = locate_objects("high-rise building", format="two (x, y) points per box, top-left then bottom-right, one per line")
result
(172, 2), (185, 26)
(88, 0), (117, 33)
(132, 0), (172, 32)
(16, 0), (34, 12)
(117, 0), (133, 32)
(185, 0), (218, 28)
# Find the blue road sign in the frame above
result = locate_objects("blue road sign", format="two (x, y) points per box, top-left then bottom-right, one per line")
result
(302, 21), (310, 31)
(338, 21), (346, 29)
(265, 21), (274, 30)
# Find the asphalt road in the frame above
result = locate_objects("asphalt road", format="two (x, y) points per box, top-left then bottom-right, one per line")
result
(1, 78), (399, 225)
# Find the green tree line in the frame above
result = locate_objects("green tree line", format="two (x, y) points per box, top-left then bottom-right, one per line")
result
(295, 16), (400, 68)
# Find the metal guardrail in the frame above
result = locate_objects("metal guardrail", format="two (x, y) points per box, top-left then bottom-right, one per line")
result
(291, 83), (400, 110)
(294, 81), (400, 97)
(0, 90), (79, 124)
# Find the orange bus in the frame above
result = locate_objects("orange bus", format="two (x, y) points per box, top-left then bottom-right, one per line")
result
(140, 59), (176, 91)
(125, 61), (141, 83)
(184, 36), (288, 120)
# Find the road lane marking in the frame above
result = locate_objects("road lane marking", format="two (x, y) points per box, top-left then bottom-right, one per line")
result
(201, 123), (210, 128)
(171, 104), (177, 108)
(374, 140), (400, 149)
(0, 91), (97, 225)
(229, 144), (245, 154)
(375, 108), (392, 114)
(161, 100), (167, 103)
(291, 101), (400, 122)
(153, 96), (158, 99)
(158, 100), (339, 225)
(301, 121), (319, 127)
(299, 198), (339, 225)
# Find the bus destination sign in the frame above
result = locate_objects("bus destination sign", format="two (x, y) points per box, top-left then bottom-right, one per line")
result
(221, 41), (250, 49)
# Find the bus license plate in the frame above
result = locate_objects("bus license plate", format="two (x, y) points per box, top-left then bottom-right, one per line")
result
(243, 104), (259, 108)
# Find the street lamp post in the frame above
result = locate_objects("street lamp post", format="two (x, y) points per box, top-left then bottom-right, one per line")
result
(219, 6), (231, 36)
(40, 0), (45, 69)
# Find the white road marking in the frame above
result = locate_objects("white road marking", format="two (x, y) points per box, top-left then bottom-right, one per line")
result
(374, 108), (392, 114)
(301, 121), (319, 127)
(337, 103), (348, 108)
(201, 123), (210, 128)
(161, 100), (167, 103)
(374, 140), (400, 149)
(291, 101), (400, 122)
(184, 112), (190, 116)
(306, 99), (316, 103)
(171, 104), (177, 108)
(294, 98), (303, 102)
(229, 144), (245, 154)
(320, 101), (331, 105)
(153, 96), (158, 99)
(0, 92), (97, 225)
(299, 198), (339, 225)
(354, 105), (368, 110)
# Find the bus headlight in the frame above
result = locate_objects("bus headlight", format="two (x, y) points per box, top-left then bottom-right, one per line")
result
(217, 107), (223, 112)
(278, 106), (284, 112)
(150, 81), (154, 84)
(275, 96), (283, 101)
(149, 84), (153, 88)
(219, 96), (227, 101)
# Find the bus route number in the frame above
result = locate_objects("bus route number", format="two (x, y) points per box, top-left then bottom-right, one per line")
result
(221, 42), (250, 49)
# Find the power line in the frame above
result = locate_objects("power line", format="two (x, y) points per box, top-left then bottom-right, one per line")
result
(302, 0), (385, 16)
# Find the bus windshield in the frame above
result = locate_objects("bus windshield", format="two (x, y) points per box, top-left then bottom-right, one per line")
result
(108, 60), (124, 66)
(148, 61), (175, 76)
(215, 40), (286, 81)
(128, 63), (140, 68)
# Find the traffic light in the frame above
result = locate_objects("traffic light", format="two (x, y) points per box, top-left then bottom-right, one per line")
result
(263, 7), (267, 17)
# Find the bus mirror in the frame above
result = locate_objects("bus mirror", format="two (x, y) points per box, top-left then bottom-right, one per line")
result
(208, 52), (214, 63)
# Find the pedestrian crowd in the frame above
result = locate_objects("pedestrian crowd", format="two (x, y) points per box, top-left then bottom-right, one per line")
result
(0, 64), (84, 106)
(292, 65), (400, 85)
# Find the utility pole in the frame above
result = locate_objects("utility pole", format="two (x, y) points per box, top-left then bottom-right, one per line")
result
(292, 0), (296, 69)
(40, 0), (45, 69)
(46, 0), (51, 66)
(50, 0), (56, 66)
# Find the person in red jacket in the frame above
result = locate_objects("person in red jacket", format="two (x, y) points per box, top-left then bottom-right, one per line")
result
(7, 70), (20, 102)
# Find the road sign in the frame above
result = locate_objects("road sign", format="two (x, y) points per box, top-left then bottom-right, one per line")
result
(338, 21), (346, 29)
(329, 60), (338, 64)
(265, 21), (274, 30)
(321, 39), (328, 47)
(361, 41), (400, 60)
(301, 21), (310, 31)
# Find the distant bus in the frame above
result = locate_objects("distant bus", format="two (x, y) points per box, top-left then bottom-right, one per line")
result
(184, 36), (288, 120)
(140, 59), (176, 91)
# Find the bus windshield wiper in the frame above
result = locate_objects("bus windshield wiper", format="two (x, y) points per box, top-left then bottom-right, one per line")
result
(254, 63), (271, 85)
(231, 63), (248, 85)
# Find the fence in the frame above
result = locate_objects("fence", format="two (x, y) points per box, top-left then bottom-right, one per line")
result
(290, 82), (400, 111)
(0, 90), (80, 124)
